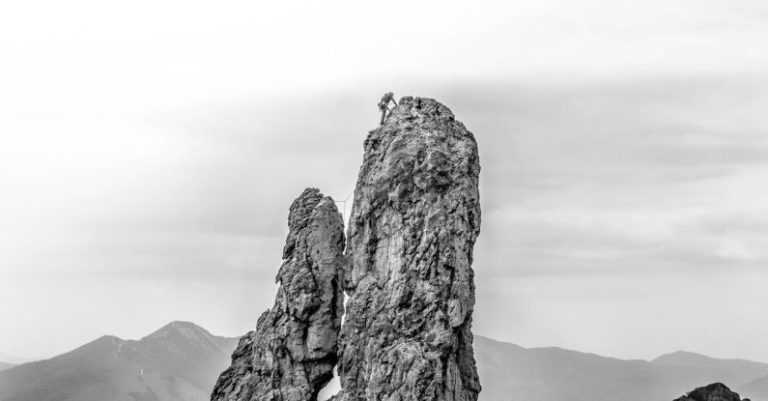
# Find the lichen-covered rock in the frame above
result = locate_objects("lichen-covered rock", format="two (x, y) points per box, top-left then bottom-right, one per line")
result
(674, 383), (749, 401)
(211, 188), (345, 401)
(334, 97), (482, 401)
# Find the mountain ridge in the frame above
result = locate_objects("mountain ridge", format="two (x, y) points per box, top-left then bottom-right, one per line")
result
(2, 323), (766, 401)
(654, 350), (768, 369)
(0, 351), (30, 365)
(474, 335), (768, 401)
(0, 321), (237, 401)
(741, 375), (768, 401)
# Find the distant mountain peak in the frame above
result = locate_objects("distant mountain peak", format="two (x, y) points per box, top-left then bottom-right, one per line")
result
(145, 321), (213, 340)
(653, 350), (710, 363)
(0, 322), (240, 401)
(97, 334), (123, 342)
(141, 321), (230, 356)
(0, 350), (32, 365)
(653, 350), (768, 367)
(88, 334), (125, 349)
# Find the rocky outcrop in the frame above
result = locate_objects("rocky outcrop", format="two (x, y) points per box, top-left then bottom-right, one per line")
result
(334, 97), (482, 401)
(211, 97), (482, 401)
(674, 383), (750, 401)
(211, 188), (345, 401)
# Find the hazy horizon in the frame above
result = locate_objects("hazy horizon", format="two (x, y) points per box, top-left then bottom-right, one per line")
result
(2, 0), (767, 363)
(6, 319), (768, 365)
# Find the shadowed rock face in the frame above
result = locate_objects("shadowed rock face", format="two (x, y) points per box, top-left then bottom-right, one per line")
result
(211, 188), (345, 401)
(674, 383), (749, 401)
(334, 97), (482, 401)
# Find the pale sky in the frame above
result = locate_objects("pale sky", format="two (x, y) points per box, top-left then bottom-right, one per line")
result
(1, 0), (768, 362)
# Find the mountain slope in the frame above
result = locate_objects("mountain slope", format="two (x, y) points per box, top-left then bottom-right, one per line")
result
(0, 352), (29, 365)
(740, 375), (768, 400)
(0, 362), (13, 371)
(474, 336), (767, 401)
(0, 322), (237, 401)
(652, 351), (768, 388)
(2, 325), (765, 401)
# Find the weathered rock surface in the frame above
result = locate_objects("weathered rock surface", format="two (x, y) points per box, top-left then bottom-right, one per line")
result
(674, 383), (750, 401)
(211, 188), (345, 401)
(334, 97), (482, 401)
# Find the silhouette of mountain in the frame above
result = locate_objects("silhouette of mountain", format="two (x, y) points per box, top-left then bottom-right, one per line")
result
(0, 362), (13, 371)
(474, 336), (768, 401)
(0, 351), (29, 365)
(0, 322), (237, 401)
(652, 351), (768, 388)
(2, 324), (766, 401)
(740, 374), (768, 400)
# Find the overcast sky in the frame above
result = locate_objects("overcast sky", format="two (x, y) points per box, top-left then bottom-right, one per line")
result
(1, 0), (767, 363)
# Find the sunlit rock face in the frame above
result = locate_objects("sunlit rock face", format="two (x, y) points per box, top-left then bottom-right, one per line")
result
(211, 188), (345, 401)
(334, 97), (482, 401)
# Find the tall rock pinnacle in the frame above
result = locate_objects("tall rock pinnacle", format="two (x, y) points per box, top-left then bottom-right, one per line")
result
(211, 188), (345, 401)
(335, 97), (482, 401)
(211, 96), (481, 401)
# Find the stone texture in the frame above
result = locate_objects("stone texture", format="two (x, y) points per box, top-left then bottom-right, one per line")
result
(211, 188), (345, 401)
(674, 383), (750, 401)
(334, 97), (482, 401)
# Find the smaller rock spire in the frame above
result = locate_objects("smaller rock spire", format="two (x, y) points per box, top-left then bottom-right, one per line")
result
(211, 188), (345, 401)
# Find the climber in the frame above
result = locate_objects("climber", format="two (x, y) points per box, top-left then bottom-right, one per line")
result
(378, 92), (397, 124)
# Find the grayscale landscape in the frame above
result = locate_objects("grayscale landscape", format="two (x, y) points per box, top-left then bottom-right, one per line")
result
(1, 1), (766, 401)
(2, 322), (768, 401)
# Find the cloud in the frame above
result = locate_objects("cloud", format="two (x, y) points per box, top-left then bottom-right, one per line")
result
(141, 74), (768, 282)
(2, 0), (768, 360)
(436, 77), (768, 277)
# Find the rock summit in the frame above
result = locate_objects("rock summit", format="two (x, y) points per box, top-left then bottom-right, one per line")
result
(212, 97), (481, 401)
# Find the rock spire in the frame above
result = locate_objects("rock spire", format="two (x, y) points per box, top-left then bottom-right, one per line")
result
(334, 96), (482, 401)
(211, 188), (345, 401)
(212, 96), (482, 401)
